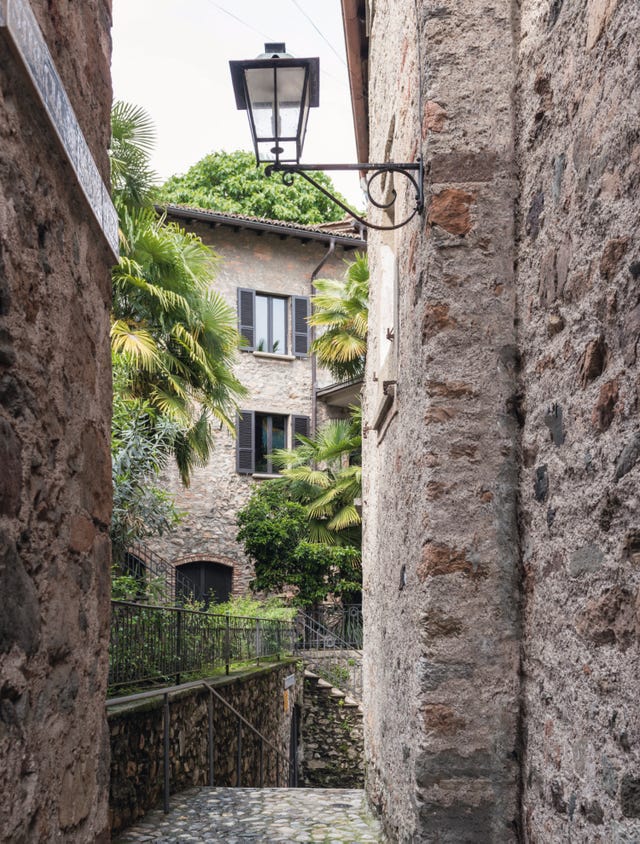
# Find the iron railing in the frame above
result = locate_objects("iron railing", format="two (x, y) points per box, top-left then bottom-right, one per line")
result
(106, 678), (294, 814)
(109, 601), (295, 691)
(307, 604), (363, 648)
(294, 610), (363, 703)
(117, 541), (199, 605)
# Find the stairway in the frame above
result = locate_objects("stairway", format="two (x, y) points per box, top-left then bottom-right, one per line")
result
(112, 786), (383, 842)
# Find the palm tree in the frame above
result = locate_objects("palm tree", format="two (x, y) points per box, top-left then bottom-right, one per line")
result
(110, 102), (246, 483)
(309, 253), (369, 382)
(271, 411), (362, 547)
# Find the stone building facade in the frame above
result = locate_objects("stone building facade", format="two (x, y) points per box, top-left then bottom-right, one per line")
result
(150, 207), (364, 599)
(0, 0), (114, 840)
(343, 0), (640, 840)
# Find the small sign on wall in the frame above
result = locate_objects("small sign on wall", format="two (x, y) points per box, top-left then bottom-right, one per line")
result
(284, 674), (295, 690)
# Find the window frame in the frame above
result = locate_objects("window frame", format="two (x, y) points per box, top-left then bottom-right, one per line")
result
(255, 292), (288, 355)
(236, 411), (310, 475)
(237, 288), (310, 357)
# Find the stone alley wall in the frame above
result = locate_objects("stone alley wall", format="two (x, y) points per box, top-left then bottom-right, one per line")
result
(358, 0), (640, 841)
(0, 1), (114, 841)
(517, 1), (640, 840)
(108, 662), (300, 835)
(299, 671), (364, 788)
(361, 1), (521, 841)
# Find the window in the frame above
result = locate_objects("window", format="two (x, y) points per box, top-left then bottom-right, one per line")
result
(237, 411), (310, 474)
(238, 288), (310, 356)
(256, 293), (287, 353)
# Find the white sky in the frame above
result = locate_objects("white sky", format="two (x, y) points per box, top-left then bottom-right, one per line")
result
(110, 0), (363, 209)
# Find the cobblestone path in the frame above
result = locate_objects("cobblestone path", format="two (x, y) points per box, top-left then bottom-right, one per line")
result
(113, 787), (383, 843)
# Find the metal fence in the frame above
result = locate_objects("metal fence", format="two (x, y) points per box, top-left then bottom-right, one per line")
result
(117, 542), (199, 605)
(109, 601), (295, 691)
(306, 604), (363, 649)
(295, 610), (363, 703)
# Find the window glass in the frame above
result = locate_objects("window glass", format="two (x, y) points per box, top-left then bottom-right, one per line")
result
(254, 413), (287, 473)
(255, 413), (269, 473)
(254, 293), (287, 354)
(272, 298), (286, 354)
(255, 294), (269, 352)
(271, 415), (286, 452)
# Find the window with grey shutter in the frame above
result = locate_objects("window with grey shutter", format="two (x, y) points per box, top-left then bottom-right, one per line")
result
(292, 296), (310, 357)
(292, 415), (310, 446)
(238, 288), (255, 350)
(236, 411), (254, 474)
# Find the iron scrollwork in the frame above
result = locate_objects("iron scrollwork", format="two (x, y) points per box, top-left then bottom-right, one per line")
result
(264, 158), (424, 232)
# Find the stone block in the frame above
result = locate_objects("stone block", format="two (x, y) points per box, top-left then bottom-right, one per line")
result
(620, 775), (640, 818)
(569, 544), (604, 577)
(423, 100), (448, 135)
(575, 586), (635, 649)
(427, 189), (475, 236)
(430, 151), (497, 184)
(578, 336), (607, 387)
(592, 378), (619, 432)
(419, 542), (488, 580)
(0, 418), (22, 517)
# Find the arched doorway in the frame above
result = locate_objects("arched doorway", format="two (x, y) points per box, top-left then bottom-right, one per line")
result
(175, 557), (233, 606)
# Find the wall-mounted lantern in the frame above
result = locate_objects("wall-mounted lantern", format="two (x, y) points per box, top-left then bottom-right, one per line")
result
(230, 44), (423, 231)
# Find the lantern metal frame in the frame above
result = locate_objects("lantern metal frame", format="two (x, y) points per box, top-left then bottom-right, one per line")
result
(231, 45), (424, 231)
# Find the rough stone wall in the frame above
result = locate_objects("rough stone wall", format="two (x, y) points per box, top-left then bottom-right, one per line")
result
(0, 1), (113, 841)
(150, 221), (356, 595)
(362, 1), (521, 841)
(517, 2), (640, 840)
(109, 661), (300, 835)
(299, 673), (364, 788)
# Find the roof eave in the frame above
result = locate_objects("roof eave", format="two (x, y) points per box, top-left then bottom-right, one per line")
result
(161, 204), (366, 248)
(341, 0), (369, 164)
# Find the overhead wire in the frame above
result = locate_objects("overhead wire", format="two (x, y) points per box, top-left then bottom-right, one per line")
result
(205, 0), (275, 43)
(290, 0), (347, 67)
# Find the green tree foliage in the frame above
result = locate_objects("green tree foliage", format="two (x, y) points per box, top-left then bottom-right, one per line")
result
(109, 102), (246, 485)
(236, 483), (361, 610)
(158, 150), (349, 224)
(272, 412), (362, 547)
(309, 253), (369, 381)
(110, 381), (183, 562)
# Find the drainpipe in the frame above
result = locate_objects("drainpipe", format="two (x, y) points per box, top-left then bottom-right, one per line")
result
(309, 237), (336, 435)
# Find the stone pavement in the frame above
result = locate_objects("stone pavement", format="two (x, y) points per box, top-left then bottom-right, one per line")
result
(113, 787), (383, 843)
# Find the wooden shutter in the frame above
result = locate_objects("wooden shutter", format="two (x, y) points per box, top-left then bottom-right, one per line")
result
(236, 411), (254, 474)
(292, 415), (310, 446)
(292, 296), (310, 357)
(237, 288), (255, 350)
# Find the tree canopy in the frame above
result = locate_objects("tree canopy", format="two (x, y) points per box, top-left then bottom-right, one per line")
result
(309, 253), (369, 382)
(109, 102), (246, 487)
(236, 483), (361, 610)
(158, 150), (350, 224)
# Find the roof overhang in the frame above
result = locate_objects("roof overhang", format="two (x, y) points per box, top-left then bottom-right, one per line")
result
(162, 204), (366, 249)
(341, 0), (369, 163)
(316, 377), (363, 408)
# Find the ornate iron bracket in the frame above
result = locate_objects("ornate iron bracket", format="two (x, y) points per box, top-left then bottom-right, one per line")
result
(264, 159), (424, 231)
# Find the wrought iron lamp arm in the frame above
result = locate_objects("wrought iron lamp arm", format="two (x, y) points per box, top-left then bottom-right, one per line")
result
(264, 159), (424, 232)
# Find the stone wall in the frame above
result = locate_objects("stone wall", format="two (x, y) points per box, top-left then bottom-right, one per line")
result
(299, 672), (364, 789)
(108, 661), (300, 835)
(0, 1), (113, 841)
(517, 1), (640, 840)
(359, 0), (640, 840)
(150, 218), (361, 595)
(361, 1), (521, 841)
